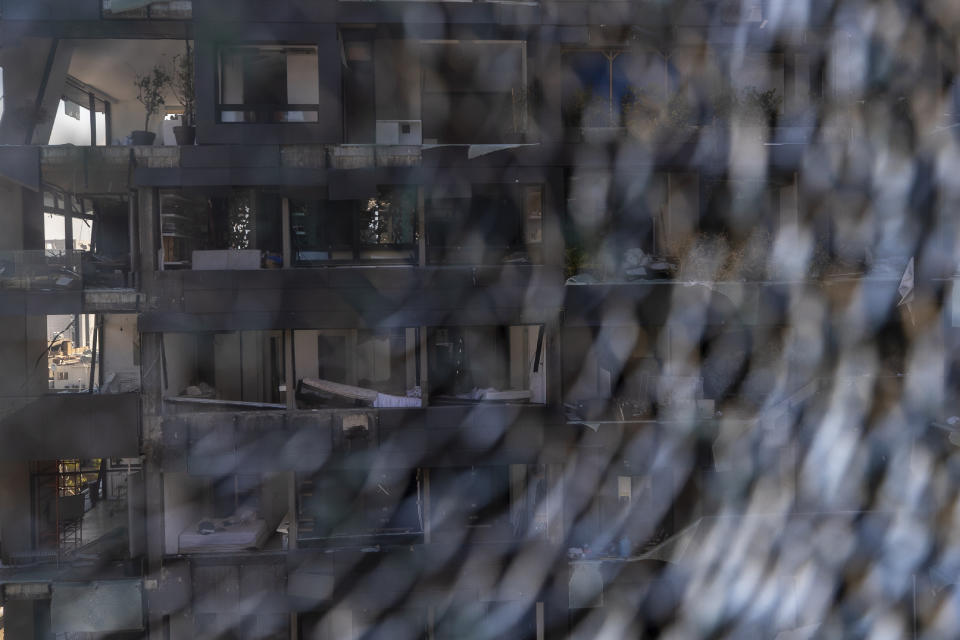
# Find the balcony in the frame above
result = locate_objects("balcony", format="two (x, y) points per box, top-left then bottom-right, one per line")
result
(0, 251), (139, 316)
(161, 404), (549, 472)
(161, 408), (550, 557)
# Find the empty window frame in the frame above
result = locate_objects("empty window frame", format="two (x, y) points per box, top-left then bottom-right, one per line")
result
(293, 328), (419, 408)
(427, 325), (546, 404)
(49, 77), (111, 146)
(431, 466), (511, 534)
(425, 184), (542, 265)
(218, 45), (320, 123)
(290, 187), (418, 265)
(43, 189), (94, 254)
(31, 458), (137, 558)
(35, 190), (131, 286)
(296, 468), (423, 545)
(166, 472), (289, 555)
(561, 49), (669, 129)
(161, 331), (287, 407)
(159, 189), (283, 269)
(47, 314), (97, 393)
(420, 40), (527, 144)
(565, 171), (671, 272)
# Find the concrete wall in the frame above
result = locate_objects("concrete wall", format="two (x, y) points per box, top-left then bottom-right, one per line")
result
(0, 462), (32, 561)
(294, 329), (358, 386)
(0, 315), (49, 402)
(261, 471), (289, 531)
(212, 330), (272, 402)
(104, 314), (139, 372)
(374, 39), (421, 121)
(0, 393), (140, 461)
(163, 332), (198, 397)
(163, 471), (207, 555)
(213, 331), (242, 400)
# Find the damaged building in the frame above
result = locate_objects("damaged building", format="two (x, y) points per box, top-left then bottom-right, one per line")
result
(0, 0), (956, 638)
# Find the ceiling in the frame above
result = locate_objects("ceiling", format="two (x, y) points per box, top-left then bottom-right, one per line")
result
(65, 39), (190, 102)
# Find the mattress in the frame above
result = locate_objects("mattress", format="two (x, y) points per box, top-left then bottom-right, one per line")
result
(178, 517), (270, 554)
(301, 377), (422, 408)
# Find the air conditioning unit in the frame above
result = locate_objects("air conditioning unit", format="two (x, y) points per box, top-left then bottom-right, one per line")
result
(375, 120), (423, 145)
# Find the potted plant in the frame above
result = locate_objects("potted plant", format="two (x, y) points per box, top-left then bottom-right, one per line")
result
(132, 64), (170, 145)
(168, 42), (196, 145)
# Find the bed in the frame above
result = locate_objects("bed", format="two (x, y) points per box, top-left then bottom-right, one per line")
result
(178, 516), (271, 554)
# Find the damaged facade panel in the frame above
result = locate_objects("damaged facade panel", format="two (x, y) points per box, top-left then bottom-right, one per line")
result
(50, 580), (144, 633)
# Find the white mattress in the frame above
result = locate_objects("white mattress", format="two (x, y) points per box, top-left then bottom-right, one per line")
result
(178, 518), (270, 553)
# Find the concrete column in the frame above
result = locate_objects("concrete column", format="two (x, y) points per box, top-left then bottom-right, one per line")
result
(0, 462), (32, 563)
(0, 180), (25, 252)
(138, 187), (159, 275)
(419, 326), (429, 406)
(0, 314), (50, 411)
(2, 600), (37, 639)
(532, 40), (563, 144)
(140, 332), (166, 640)
(282, 197), (292, 268)
(542, 168), (565, 273)
(0, 37), (73, 145)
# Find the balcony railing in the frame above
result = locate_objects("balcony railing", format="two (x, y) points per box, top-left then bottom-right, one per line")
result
(0, 250), (133, 292)
(0, 250), (82, 291)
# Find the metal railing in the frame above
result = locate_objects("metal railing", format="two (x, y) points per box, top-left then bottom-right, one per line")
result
(0, 251), (82, 291)
(0, 250), (136, 291)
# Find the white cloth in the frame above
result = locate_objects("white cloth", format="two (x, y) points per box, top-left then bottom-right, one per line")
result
(373, 393), (422, 408)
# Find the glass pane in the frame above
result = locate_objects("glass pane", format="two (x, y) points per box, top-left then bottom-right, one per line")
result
(357, 188), (417, 262)
(360, 188), (416, 246)
(223, 191), (253, 250)
(291, 200), (354, 264)
(278, 110), (318, 123)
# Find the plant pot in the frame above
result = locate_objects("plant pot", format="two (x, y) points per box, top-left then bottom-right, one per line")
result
(173, 125), (196, 146)
(130, 130), (156, 146)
